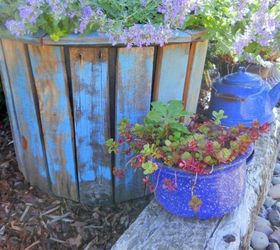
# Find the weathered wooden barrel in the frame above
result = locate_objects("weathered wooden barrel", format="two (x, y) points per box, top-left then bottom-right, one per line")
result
(0, 30), (208, 205)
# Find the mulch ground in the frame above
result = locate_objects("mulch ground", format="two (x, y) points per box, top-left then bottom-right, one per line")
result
(0, 122), (151, 250)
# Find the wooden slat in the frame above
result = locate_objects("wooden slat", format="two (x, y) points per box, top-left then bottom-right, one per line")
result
(185, 29), (208, 41)
(153, 44), (190, 103)
(184, 40), (209, 112)
(0, 31), (46, 45)
(1, 39), (50, 191)
(115, 47), (154, 202)
(69, 47), (113, 205)
(0, 40), (26, 178)
(28, 45), (78, 201)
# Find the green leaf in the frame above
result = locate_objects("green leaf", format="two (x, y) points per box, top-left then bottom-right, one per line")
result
(212, 110), (228, 125)
(105, 138), (118, 153)
(142, 161), (158, 175)
(141, 144), (156, 157)
(182, 152), (192, 160)
(216, 148), (232, 163)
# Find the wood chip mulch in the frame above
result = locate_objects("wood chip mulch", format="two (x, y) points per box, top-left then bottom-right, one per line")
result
(0, 122), (152, 250)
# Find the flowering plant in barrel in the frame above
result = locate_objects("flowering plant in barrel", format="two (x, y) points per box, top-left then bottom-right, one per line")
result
(1, 0), (279, 57)
(107, 101), (269, 218)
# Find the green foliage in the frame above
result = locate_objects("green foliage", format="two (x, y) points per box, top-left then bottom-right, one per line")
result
(106, 101), (268, 176)
(94, 0), (162, 27)
(185, 0), (280, 64)
(212, 110), (228, 125)
(142, 161), (158, 175)
(105, 138), (118, 154)
(0, 0), (20, 36)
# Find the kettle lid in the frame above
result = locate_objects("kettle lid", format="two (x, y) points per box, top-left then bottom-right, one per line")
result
(223, 67), (262, 86)
(213, 67), (266, 97)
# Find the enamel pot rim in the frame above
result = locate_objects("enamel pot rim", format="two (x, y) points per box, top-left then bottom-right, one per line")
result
(153, 144), (254, 178)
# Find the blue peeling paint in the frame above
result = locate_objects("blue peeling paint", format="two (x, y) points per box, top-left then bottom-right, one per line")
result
(28, 46), (78, 199)
(70, 49), (112, 199)
(115, 48), (154, 202)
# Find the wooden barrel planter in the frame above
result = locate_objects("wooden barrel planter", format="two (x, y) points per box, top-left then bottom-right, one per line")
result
(0, 30), (208, 205)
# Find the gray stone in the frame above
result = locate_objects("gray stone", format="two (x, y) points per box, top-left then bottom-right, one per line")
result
(251, 231), (269, 250)
(273, 202), (280, 212)
(254, 221), (273, 236)
(267, 243), (280, 250)
(265, 197), (277, 208)
(272, 177), (280, 185)
(269, 185), (280, 199)
(268, 209), (280, 226)
(269, 230), (280, 245)
(256, 216), (271, 227)
(274, 163), (280, 175)
(13, 181), (24, 189)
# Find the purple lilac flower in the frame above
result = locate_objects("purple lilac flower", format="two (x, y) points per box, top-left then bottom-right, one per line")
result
(45, 0), (68, 20)
(6, 0), (44, 36)
(76, 6), (106, 34)
(158, 0), (204, 28)
(230, 0), (252, 22)
(233, 0), (279, 56)
(5, 20), (26, 37)
(107, 24), (173, 48)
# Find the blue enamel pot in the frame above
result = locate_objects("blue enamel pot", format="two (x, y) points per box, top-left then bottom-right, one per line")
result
(151, 145), (254, 219)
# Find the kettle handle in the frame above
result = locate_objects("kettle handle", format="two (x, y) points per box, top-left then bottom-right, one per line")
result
(214, 92), (246, 102)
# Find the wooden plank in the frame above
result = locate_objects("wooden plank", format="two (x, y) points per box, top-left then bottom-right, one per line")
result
(0, 32), (46, 45)
(42, 31), (193, 46)
(113, 109), (280, 250)
(1, 39), (50, 191)
(28, 45), (78, 201)
(185, 29), (208, 41)
(153, 44), (190, 103)
(115, 47), (154, 202)
(184, 40), (208, 113)
(0, 40), (26, 178)
(69, 47), (113, 205)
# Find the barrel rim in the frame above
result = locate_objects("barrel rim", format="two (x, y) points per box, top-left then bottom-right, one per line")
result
(0, 29), (207, 46)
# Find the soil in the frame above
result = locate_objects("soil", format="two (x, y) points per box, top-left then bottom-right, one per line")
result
(0, 122), (152, 250)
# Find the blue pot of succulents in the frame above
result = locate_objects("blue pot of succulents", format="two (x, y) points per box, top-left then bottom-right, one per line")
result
(150, 145), (254, 219)
(208, 67), (280, 127)
(108, 101), (268, 220)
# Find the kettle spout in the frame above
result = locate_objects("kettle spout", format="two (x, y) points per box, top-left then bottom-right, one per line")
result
(269, 83), (280, 107)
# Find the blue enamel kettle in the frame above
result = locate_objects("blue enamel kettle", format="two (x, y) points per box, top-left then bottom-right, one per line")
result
(208, 67), (280, 127)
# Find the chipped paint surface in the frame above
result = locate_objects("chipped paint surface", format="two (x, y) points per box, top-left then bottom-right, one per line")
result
(1, 37), (207, 205)
(28, 45), (78, 201)
(70, 47), (112, 204)
(0, 40), (27, 179)
(154, 44), (190, 103)
(115, 47), (154, 202)
(1, 39), (50, 192)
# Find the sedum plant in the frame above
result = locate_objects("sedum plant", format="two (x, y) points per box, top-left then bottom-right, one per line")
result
(1, 0), (279, 62)
(106, 101), (269, 180)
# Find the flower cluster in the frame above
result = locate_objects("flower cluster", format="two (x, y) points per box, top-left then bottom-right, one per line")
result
(107, 24), (173, 48)
(106, 101), (269, 178)
(158, 0), (204, 28)
(233, 0), (280, 57)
